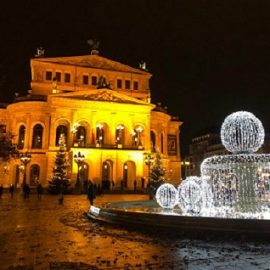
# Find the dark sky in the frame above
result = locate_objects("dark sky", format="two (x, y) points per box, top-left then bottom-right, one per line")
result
(1, 0), (270, 156)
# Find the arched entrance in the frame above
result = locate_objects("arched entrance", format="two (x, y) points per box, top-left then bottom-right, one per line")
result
(30, 164), (40, 186)
(123, 161), (136, 189)
(102, 160), (113, 190)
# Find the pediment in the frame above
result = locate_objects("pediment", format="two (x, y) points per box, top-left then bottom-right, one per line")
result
(52, 89), (152, 106)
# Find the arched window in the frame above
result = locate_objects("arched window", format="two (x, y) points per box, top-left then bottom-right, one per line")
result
(161, 133), (164, 153)
(115, 125), (125, 147)
(75, 126), (86, 146)
(18, 125), (26, 149)
(96, 124), (104, 146)
(56, 125), (68, 146)
(150, 131), (156, 152)
(30, 164), (40, 186)
(32, 124), (43, 149)
(132, 126), (143, 148)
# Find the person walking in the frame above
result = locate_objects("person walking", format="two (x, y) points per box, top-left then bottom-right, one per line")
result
(111, 180), (115, 190)
(9, 184), (14, 198)
(87, 181), (96, 205)
(25, 184), (30, 199)
(134, 179), (137, 191)
(141, 177), (145, 190)
(37, 183), (43, 200)
(0, 184), (3, 199)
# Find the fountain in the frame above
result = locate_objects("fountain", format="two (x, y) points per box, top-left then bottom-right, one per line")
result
(200, 111), (270, 219)
(155, 111), (270, 219)
(88, 111), (270, 235)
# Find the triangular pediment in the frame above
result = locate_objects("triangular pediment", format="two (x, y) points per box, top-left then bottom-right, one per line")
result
(51, 89), (153, 106)
(32, 54), (150, 75)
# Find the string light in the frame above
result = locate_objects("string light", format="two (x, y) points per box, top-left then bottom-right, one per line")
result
(221, 111), (264, 154)
(178, 176), (202, 214)
(155, 183), (178, 209)
(201, 111), (270, 217)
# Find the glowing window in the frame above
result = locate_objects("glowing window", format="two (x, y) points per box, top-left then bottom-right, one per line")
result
(32, 124), (43, 149)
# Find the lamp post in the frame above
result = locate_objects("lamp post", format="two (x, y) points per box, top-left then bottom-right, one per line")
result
(74, 152), (85, 193)
(144, 153), (154, 199)
(20, 152), (32, 186)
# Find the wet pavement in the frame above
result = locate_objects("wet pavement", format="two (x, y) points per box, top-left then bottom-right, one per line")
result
(0, 192), (270, 270)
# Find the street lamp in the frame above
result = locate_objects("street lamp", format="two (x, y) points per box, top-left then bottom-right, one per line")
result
(144, 153), (154, 199)
(74, 152), (85, 192)
(20, 152), (32, 185)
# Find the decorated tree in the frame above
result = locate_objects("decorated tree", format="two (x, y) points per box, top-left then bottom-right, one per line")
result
(48, 134), (71, 194)
(149, 151), (166, 199)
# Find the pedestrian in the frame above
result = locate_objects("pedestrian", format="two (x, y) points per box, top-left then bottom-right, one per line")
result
(0, 184), (3, 198)
(37, 183), (43, 200)
(93, 183), (97, 196)
(87, 181), (96, 205)
(134, 179), (137, 191)
(9, 184), (14, 198)
(25, 184), (30, 199)
(141, 177), (145, 189)
(120, 180), (124, 191)
(111, 180), (115, 190)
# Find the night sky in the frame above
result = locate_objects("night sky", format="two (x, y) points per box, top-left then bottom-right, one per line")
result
(1, 0), (270, 156)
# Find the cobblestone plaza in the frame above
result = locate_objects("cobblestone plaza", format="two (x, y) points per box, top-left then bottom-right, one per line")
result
(1, 193), (270, 269)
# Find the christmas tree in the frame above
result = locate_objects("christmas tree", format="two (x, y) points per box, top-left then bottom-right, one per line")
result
(149, 151), (166, 199)
(48, 134), (71, 194)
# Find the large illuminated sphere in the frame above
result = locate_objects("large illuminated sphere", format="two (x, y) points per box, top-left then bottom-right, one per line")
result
(178, 176), (202, 214)
(221, 111), (264, 153)
(155, 183), (178, 209)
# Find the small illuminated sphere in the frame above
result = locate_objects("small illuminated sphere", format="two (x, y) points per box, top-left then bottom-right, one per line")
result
(178, 176), (202, 214)
(155, 183), (178, 209)
(221, 111), (264, 153)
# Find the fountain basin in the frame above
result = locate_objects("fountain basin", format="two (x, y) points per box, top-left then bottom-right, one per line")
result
(87, 200), (270, 238)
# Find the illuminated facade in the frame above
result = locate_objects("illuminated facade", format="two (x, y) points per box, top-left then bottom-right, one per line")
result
(0, 52), (182, 188)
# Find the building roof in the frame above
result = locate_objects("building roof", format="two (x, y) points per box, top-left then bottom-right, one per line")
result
(32, 54), (151, 75)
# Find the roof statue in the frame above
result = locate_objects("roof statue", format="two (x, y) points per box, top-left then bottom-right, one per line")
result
(87, 39), (100, 55)
(97, 76), (111, 90)
(35, 47), (45, 57)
